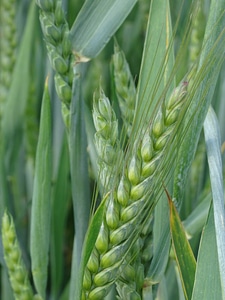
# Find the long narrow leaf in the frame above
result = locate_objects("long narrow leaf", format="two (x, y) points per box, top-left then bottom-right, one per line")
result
(1, 0), (37, 217)
(204, 106), (225, 296)
(51, 135), (70, 296)
(71, 0), (137, 59)
(191, 205), (222, 300)
(139, 0), (175, 282)
(167, 188), (196, 300)
(74, 196), (107, 300)
(2, 0), (37, 147)
(30, 79), (52, 298)
(133, 0), (175, 139)
(173, 0), (225, 204)
(68, 66), (91, 300)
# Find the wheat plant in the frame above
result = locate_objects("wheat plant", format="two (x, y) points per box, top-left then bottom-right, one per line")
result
(0, 0), (225, 300)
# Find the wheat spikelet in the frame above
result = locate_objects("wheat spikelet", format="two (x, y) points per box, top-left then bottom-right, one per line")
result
(36, 0), (74, 107)
(1, 211), (43, 300)
(115, 214), (154, 299)
(188, 1), (205, 83)
(93, 89), (122, 191)
(0, 0), (17, 120)
(82, 81), (188, 299)
(112, 42), (136, 137)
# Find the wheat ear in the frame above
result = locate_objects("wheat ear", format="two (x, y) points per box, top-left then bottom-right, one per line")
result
(188, 1), (205, 83)
(36, 0), (74, 108)
(112, 42), (136, 137)
(115, 214), (153, 299)
(93, 90), (122, 191)
(82, 81), (188, 299)
(0, 0), (17, 119)
(1, 211), (42, 300)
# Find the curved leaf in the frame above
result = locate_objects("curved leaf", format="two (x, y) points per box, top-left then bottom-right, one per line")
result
(173, 0), (225, 205)
(204, 106), (225, 296)
(166, 188), (196, 300)
(191, 205), (222, 300)
(71, 0), (137, 60)
(30, 79), (52, 298)
(74, 195), (107, 300)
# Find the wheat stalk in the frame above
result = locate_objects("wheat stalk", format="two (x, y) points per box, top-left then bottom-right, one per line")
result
(82, 81), (188, 299)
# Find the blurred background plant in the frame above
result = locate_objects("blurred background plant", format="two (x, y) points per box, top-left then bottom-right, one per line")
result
(0, 0), (225, 299)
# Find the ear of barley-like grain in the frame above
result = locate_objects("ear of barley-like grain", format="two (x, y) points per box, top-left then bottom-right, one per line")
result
(0, 0), (17, 119)
(1, 211), (35, 299)
(36, 0), (74, 107)
(93, 90), (122, 191)
(81, 81), (188, 299)
(112, 42), (136, 137)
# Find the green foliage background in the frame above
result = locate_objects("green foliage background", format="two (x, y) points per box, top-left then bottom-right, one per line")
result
(0, 0), (225, 299)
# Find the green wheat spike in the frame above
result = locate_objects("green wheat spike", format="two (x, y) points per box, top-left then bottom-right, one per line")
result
(82, 81), (188, 299)
(0, 0), (17, 120)
(1, 211), (34, 300)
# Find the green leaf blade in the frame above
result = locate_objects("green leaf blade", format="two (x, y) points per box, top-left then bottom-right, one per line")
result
(30, 79), (52, 298)
(133, 0), (175, 138)
(204, 106), (225, 297)
(75, 196), (107, 300)
(173, 0), (225, 205)
(167, 189), (196, 300)
(71, 0), (137, 59)
(2, 1), (37, 142)
(191, 206), (222, 300)
(68, 67), (91, 300)
(140, 0), (175, 282)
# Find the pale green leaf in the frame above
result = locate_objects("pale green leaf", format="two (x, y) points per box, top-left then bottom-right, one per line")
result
(183, 194), (211, 238)
(204, 106), (225, 297)
(71, 0), (137, 59)
(30, 79), (52, 298)
(2, 0), (37, 146)
(191, 205), (222, 300)
(132, 0), (175, 139)
(68, 66), (91, 300)
(74, 195), (107, 300)
(167, 188), (196, 300)
(140, 0), (174, 282)
(50, 135), (70, 296)
(173, 0), (225, 204)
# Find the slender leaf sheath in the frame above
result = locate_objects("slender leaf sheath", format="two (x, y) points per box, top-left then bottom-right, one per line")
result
(30, 79), (52, 298)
